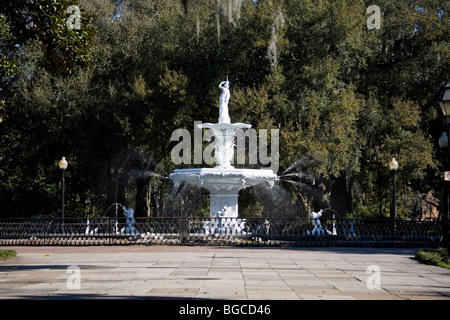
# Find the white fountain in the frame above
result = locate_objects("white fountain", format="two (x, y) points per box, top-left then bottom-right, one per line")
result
(169, 78), (277, 233)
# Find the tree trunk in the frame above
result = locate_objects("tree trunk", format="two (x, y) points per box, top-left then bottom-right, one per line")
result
(216, 0), (221, 45)
(135, 176), (151, 218)
(329, 173), (353, 216)
(105, 168), (118, 217)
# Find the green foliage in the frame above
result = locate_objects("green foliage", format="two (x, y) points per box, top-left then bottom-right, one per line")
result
(0, 0), (96, 75)
(0, 0), (449, 218)
(350, 203), (390, 219)
(0, 14), (16, 76)
(415, 248), (450, 269)
(0, 249), (17, 261)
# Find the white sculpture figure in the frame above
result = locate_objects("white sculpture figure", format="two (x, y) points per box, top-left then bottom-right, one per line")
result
(218, 207), (227, 217)
(211, 219), (219, 234)
(85, 218), (98, 235)
(202, 221), (211, 235)
(123, 207), (139, 234)
(218, 78), (231, 123)
(329, 214), (337, 235)
(237, 219), (246, 234)
(85, 218), (90, 235)
(114, 219), (119, 234)
(310, 209), (324, 236)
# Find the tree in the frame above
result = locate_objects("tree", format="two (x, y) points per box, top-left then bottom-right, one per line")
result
(0, 0), (96, 75)
(0, 0), (448, 219)
(0, 0), (97, 216)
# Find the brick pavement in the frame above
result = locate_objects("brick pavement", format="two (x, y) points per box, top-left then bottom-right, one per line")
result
(0, 246), (449, 300)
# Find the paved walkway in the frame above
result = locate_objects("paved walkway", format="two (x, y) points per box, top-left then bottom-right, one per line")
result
(0, 246), (449, 300)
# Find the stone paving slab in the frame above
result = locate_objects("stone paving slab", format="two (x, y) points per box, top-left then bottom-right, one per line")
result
(0, 246), (449, 300)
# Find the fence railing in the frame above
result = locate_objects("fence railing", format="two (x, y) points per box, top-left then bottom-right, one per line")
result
(0, 217), (444, 247)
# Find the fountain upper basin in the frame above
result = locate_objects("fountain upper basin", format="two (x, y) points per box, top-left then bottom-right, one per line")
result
(170, 167), (277, 191)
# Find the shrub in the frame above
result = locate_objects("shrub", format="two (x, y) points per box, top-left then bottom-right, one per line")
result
(0, 249), (17, 261)
(415, 248), (450, 269)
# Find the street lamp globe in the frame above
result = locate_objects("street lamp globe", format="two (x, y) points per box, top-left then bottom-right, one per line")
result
(389, 157), (398, 171)
(439, 132), (448, 149)
(59, 157), (68, 170)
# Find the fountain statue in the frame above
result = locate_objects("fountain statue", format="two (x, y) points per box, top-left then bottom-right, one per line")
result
(123, 207), (139, 235)
(169, 78), (277, 233)
(309, 209), (324, 236)
(218, 77), (231, 124)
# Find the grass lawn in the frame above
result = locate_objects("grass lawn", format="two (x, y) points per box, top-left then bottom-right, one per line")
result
(415, 248), (450, 269)
(0, 249), (17, 261)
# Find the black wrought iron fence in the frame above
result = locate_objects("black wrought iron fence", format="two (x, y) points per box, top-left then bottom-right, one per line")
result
(0, 217), (444, 247)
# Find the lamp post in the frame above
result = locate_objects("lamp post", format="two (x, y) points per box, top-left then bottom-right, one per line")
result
(438, 82), (450, 256)
(59, 157), (68, 220)
(389, 157), (398, 221)
(439, 132), (448, 255)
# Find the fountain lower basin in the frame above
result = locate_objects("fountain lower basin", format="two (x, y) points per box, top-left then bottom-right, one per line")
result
(170, 167), (277, 218)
